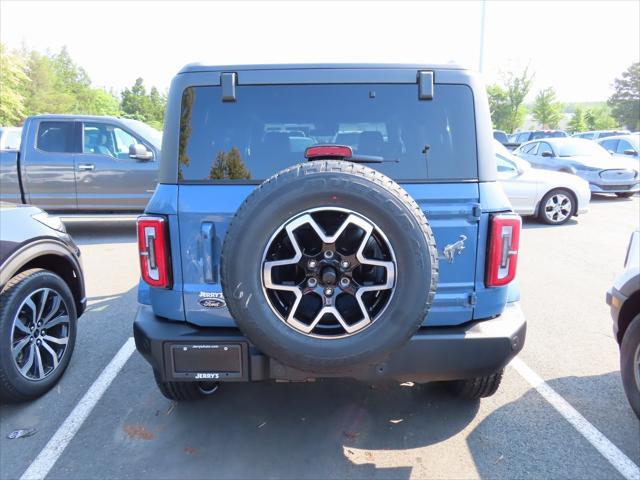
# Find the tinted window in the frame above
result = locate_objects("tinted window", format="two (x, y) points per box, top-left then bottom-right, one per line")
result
(600, 139), (618, 152)
(516, 132), (531, 143)
(617, 140), (636, 154)
(597, 132), (618, 139)
(531, 131), (546, 140)
(178, 84), (478, 182)
(493, 131), (508, 143)
(496, 154), (517, 173)
(537, 142), (553, 156)
(37, 122), (76, 153)
(520, 142), (538, 155)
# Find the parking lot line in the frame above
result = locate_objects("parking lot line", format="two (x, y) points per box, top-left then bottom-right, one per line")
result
(511, 357), (640, 480)
(20, 338), (136, 480)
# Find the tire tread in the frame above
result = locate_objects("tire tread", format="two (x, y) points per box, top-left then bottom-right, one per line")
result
(221, 160), (438, 371)
(0, 269), (75, 402)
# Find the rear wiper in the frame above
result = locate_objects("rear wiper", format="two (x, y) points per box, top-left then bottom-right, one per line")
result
(304, 145), (398, 164)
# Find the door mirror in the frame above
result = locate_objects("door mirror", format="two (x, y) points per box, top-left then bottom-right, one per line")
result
(541, 151), (553, 158)
(623, 149), (638, 156)
(129, 144), (153, 161)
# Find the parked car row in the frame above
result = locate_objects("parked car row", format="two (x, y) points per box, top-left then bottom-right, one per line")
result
(513, 137), (639, 198)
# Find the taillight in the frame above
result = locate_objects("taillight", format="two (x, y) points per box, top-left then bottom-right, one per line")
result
(486, 214), (521, 287)
(137, 216), (171, 288)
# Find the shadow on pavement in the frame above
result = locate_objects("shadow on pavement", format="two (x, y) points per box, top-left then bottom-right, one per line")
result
(521, 217), (579, 230)
(105, 371), (480, 480)
(467, 371), (639, 480)
(590, 193), (638, 203)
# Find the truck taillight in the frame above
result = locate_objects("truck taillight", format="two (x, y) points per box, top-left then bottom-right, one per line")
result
(486, 214), (521, 287)
(137, 216), (171, 288)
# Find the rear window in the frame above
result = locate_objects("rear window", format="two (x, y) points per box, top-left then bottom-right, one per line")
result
(178, 84), (478, 182)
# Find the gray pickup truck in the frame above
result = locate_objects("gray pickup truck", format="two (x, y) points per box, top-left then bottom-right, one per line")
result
(0, 115), (161, 212)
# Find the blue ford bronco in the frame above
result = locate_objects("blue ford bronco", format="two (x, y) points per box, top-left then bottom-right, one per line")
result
(133, 64), (526, 401)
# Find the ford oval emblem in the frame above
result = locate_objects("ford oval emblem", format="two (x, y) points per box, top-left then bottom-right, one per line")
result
(199, 297), (226, 308)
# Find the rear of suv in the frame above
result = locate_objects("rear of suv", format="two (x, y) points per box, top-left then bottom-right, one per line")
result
(133, 64), (526, 402)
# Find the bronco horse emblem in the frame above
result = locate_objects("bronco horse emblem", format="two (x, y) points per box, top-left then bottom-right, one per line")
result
(443, 235), (467, 263)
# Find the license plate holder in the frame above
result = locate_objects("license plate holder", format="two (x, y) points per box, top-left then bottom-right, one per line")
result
(166, 342), (248, 381)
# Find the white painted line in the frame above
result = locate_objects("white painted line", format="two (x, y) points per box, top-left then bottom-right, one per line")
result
(20, 338), (136, 480)
(511, 357), (640, 480)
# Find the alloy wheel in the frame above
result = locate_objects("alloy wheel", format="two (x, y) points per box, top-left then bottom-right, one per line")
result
(544, 193), (572, 223)
(262, 207), (396, 339)
(11, 288), (71, 381)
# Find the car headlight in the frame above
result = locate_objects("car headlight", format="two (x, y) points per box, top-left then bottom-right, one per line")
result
(32, 212), (66, 233)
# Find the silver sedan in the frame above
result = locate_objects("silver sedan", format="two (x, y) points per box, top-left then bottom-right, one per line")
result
(514, 137), (640, 198)
(495, 141), (591, 225)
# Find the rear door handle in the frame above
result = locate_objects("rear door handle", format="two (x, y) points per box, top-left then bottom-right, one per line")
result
(77, 164), (95, 171)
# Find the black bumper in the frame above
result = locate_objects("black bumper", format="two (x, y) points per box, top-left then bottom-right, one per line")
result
(134, 303), (526, 383)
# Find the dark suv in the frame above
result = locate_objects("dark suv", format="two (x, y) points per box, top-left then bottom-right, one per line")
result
(133, 64), (526, 403)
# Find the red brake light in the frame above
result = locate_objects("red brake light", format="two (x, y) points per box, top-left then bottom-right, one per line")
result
(304, 145), (353, 160)
(486, 214), (521, 287)
(137, 216), (171, 288)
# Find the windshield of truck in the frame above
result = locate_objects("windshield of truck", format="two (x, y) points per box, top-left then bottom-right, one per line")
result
(177, 83), (478, 182)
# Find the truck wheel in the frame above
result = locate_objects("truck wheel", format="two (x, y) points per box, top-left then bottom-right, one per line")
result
(448, 369), (504, 400)
(0, 269), (77, 402)
(616, 192), (635, 198)
(620, 314), (640, 418)
(538, 189), (575, 225)
(221, 160), (438, 373)
(153, 371), (219, 401)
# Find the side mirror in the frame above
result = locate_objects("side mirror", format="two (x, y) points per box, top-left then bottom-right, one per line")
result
(129, 144), (153, 161)
(541, 151), (553, 158)
(623, 149), (638, 156)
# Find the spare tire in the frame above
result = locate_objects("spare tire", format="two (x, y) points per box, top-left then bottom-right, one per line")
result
(221, 160), (438, 372)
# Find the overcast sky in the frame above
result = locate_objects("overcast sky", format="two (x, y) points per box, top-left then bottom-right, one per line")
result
(1, 1), (638, 102)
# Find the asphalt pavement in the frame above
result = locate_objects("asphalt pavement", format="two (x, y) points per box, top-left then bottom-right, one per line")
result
(1, 194), (639, 480)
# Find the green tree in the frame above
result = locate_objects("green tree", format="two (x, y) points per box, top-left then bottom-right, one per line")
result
(121, 77), (166, 129)
(23, 50), (74, 115)
(487, 84), (511, 131)
(225, 147), (251, 179)
(22, 47), (120, 117)
(568, 106), (587, 133)
(209, 151), (227, 179)
(208, 147), (251, 180)
(0, 44), (29, 125)
(532, 87), (563, 128)
(608, 62), (640, 131)
(585, 105), (619, 130)
(504, 67), (534, 132)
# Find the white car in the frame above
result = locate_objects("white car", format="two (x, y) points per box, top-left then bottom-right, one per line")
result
(495, 141), (590, 225)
